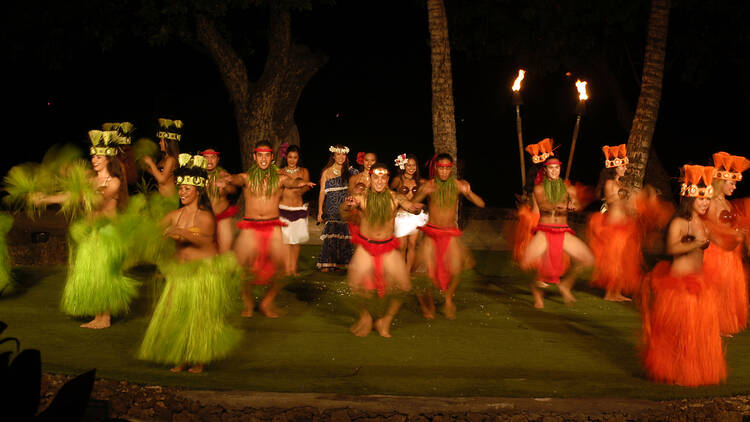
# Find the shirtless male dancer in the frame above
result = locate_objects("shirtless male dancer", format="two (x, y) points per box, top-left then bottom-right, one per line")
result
(202, 148), (238, 252)
(412, 153), (485, 320)
(342, 163), (423, 337)
(521, 154), (594, 308)
(225, 141), (315, 317)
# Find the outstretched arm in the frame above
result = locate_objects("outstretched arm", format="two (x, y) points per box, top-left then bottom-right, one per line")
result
(395, 192), (424, 214)
(143, 156), (176, 184)
(459, 180), (485, 208)
(280, 174), (315, 189)
(340, 194), (363, 221)
(411, 180), (435, 203)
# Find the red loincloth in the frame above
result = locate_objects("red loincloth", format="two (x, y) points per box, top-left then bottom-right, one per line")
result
(216, 204), (240, 222)
(587, 212), (643, 295)
(532, 224), (576, 284)
(419, 224), (463, 291)
(236, 218), (286, 284)
(350, 232), (400, 298)
(640, 262), (726, 386)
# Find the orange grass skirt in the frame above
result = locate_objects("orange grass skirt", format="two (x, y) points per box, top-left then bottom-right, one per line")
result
(587, 212), (643, 295)
(704, 242), (748, 335)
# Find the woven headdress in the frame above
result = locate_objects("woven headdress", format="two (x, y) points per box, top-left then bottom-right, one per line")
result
(176, 153), (207, 187)
(680, 165), (715, 198)
(102, 122), (134, 145)
(157, 118), (183, 141)
(525, 138), (557, 164)
(712, 152), (750, 182)
(88, 130), (121, 156)
(602, 144), (629, 168)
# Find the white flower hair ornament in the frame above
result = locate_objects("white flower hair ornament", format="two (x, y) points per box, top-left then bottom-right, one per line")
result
(329, 145), (350, 155)
(394, 153), (407, 170)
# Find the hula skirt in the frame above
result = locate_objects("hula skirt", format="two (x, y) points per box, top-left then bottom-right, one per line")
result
(138, 254), (242, 366)
(704, 242), (748, 335)
(0, 213), (13, 294)
(61, 218), (139, 317)
(641, 262), (726, 386)
(587, 212), (643, 295)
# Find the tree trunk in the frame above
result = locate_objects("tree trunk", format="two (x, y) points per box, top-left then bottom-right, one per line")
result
(427, 0), (458, 164)
(625, 0), (670, 189)
(196, 7), (327, 170)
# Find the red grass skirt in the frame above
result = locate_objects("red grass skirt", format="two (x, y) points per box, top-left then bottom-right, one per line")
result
(704, 242), (748, 335)
(587, 213), (643, 295)
(641, 262), (726, 386)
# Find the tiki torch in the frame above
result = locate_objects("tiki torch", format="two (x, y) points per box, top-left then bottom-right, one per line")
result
(512, 69), (526, 191)
(565, 79), (588, 181)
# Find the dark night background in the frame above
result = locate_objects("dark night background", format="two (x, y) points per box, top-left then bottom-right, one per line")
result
(2, 0), (749, 207)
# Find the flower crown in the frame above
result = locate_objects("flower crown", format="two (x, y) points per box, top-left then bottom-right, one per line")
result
(602, 144), (629, 168)
(394, 153), (407, 170)
(713, 152), (750, 182)
(157, 118), (183, 141)
(329, 145), (349, 155)
(176, 153), (208, 187)
(88, 130), (121, 156)
(680, 165), (715, 198)
(102, 122), (134, 145)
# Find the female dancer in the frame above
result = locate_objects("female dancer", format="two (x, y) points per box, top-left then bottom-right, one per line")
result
(704, 152), (750, 335)
(588, 145), (642, 301)
(390, 154), (428, 272)
(142, 118), (181, 198)
(34, 130), (134, 329)
(317, 145), (354, 271)
(138, 153), (240, 373)
(279, 145), (311, 275)
(349, 151), (376, 193)
(641, 164), (734, 386)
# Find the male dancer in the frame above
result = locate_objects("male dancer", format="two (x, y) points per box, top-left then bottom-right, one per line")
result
(202, 148), (239, 252)
(412, 154), (485, 320)
(225, 141), (315, 317)
(521, 151), (594, 308)
(342, 163), (423, 337)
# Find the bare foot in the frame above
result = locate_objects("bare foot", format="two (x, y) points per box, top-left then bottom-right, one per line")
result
(259, 301), (282, 318)
(421, 307), (436, 320)
(374, 318), (392, 338)
(558, 285), (577, 305)
(531, 288), (544, 309)
(80, 316), (110, 329)
(241, 305), (254, 318)
(170, 363), (188, 373)
(442, 301), (457, 320)
(604, 293), (632, 302)
(188, 364), (204, 373)
(350, 314), (373, 337)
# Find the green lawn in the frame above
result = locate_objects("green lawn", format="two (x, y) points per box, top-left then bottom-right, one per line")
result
(2, 247), (750, 399)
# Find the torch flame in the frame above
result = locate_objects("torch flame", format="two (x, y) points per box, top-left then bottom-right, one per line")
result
(575, 80), (589, 101)
(512, 69), (525, 92)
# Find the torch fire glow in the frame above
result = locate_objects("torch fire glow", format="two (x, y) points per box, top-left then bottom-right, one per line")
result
(512, 69), (526, 192)
(565, 79), (589, 181)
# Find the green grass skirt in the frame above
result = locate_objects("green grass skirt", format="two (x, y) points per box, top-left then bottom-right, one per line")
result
(0, 213), (13, 294)
(138, 253), (242, 366)
(60, 218), (139, 317)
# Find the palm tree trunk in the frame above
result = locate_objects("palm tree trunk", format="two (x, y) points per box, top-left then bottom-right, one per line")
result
(427, 0), (458, 164)
(625, 0), (670, 189)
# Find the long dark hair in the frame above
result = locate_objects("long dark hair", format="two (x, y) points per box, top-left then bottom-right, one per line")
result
(104, 155), (129, 211)
(162, 139), (180, 160)
(397, 154), (421, 187)
(323, 145), (351, 181)
(174, 166), (213, 213)
(595, 167), (617, 200)
(281, 145), (303, 169)
(674, 196), (696, 221)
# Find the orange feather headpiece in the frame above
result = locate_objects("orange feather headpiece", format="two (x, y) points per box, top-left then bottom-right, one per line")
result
(680, 165), (715, 198)
(712, 152), (750, 182)
(602, 144), (629, 168)
(525, 138), (556, 164)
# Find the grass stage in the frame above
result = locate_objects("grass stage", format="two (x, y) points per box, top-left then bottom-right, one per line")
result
(2, 247), (750, 400)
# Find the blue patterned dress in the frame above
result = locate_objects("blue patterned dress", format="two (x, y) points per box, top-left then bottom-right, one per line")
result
(317, 174), (354, 269)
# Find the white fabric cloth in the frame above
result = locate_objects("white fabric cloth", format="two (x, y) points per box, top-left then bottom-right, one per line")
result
(394, 210), (429, 238)
(279, 204), (310, 245)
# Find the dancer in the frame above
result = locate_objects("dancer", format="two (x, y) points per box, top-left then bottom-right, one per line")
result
(641, 164), (733, 386)
(412, 153), (485, 320)
(587, 144), (642, 301)
(0, 213), (13, 295)
(391, 153), (428, 272)
(34, 130), (135, 329)
(704, 152), (750, 335)
(317, 145), (355, 271)
(349, 151), (376, 193)
(521, 141), (594, 309)
(343, 163), (423, 337)
(202, 148), (239, 253)
(138, 153), (240, 373)
(142, 118), (181, 198)
(226, 141), (315, 317)
(278, 145), (311, 276)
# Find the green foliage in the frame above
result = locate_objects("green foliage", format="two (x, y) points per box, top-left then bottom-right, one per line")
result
(2, 163), (52, 219)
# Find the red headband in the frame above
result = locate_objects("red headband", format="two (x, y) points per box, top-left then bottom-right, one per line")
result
(201, 150), (220, 156)
(436, 162), (453, 168)
(254, 147), (273, 153)
(543, 158), (562, 166)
